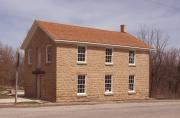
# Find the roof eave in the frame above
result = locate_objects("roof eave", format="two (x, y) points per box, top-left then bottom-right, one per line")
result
(20, 20), (39, 49)
(21, 20), (56, 49)
(54, 39), (152, 51)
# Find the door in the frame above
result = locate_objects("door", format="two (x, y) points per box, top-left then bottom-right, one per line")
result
(37, 75), (41, 98)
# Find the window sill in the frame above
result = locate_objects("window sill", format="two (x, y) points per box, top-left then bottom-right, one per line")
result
(128, 91), (136, 94)
(77, 93), (87, 96)
(104, 92), (113, 96)
(77, 61), (87, 65)
(105, 63), (113, 66)
(129, 64), (136, 67)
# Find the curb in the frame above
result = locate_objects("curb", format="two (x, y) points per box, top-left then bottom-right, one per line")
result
(0, 99), (180, 108)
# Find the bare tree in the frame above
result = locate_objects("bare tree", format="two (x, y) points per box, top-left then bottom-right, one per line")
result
(162, 48), (179, 97)
(0, 42), (16, 86)
(0, 41), (24, 88)
(138, 25), (180, 98)
(137, 25), (168, 98)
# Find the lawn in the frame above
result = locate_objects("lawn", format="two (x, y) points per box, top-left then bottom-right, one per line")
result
(0, 86), (12, 98)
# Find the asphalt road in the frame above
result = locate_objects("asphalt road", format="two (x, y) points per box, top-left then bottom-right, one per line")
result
(0, 101), (180, 118)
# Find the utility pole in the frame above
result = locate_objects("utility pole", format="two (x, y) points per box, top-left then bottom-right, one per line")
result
(15, 49), (20, 104)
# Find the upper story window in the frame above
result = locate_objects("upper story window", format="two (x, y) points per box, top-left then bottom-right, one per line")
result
(129, 50), (135, 65)
(105, 75), (112, 93)
(77, 75), (86, 95)
(128, 75), (135, 92)
(77, 46), (86, 63)
(105, 48), (113, 64)
(37, 48), (41, 68)
(46, 45), (52, 63)
(28, 49), (32, 65)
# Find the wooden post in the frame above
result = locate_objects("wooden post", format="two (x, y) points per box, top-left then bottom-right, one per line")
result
(15, 50), (20, 104)
(15, 70), (18, 104)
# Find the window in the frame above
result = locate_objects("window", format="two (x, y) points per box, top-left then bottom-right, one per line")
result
(128, 75), (135, 92)
(105, 75), (112, 93)
(46, 45), (52, 63)
(28, 49), (32, 65)
(77, 46), (86, 63)
(77, 75), (86, 95)
(129, 50), (135, 65)
(37, 48), (41, 68)
(105, 48), (113, 64)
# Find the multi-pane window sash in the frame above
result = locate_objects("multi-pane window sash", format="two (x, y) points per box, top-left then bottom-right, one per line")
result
(77, 75), (86, 93)
(129, 51), (135, 64)
(46, 46), (52, 63)
(105, 48), (112, 63)
(77, 46), (86, 62)
(28, 49), (32, 64)
(129, 75), (135, 91)
(105, 75), (112, 93)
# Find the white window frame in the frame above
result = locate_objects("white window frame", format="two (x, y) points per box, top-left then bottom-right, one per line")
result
(28, 49), (32, 65)
(128, 75), (135, 93)
(129, 50), (135, 66)
(77, 45), (87, 64)
(77, 75), (87, 96)
(104, 75), (113, 95)
(46, 45), (52, 64)
(105, 48), (113, 65)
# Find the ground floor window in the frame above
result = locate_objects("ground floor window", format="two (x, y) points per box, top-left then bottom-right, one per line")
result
(128, 75), (135, 92)
(77, 75), (86, 94)
(105, 75), (112, 93)
(76, 74), (136, 95)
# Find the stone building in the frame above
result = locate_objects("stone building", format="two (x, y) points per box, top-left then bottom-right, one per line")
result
(21, 20), (151, 102)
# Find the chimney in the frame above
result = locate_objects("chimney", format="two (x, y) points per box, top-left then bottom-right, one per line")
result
(120, 24), (126, 33)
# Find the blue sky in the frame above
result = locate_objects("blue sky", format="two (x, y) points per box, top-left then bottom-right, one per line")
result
(0, 0), (179, 48)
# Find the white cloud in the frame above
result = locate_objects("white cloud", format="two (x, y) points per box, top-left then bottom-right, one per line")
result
(0, 0), (179, 48)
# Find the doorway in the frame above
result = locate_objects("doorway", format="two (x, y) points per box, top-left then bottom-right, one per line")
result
(36, 75), (41, 98)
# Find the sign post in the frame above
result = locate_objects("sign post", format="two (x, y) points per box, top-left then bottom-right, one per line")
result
(15, 50), (20, 104)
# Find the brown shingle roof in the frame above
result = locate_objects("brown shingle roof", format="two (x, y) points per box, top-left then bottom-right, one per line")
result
(37, 20), (150, 49)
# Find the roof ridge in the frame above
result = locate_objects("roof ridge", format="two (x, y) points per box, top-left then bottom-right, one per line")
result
(36, 19), (126, 34)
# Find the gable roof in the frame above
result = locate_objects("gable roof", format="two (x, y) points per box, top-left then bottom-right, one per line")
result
(21, 20), (151, 50)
